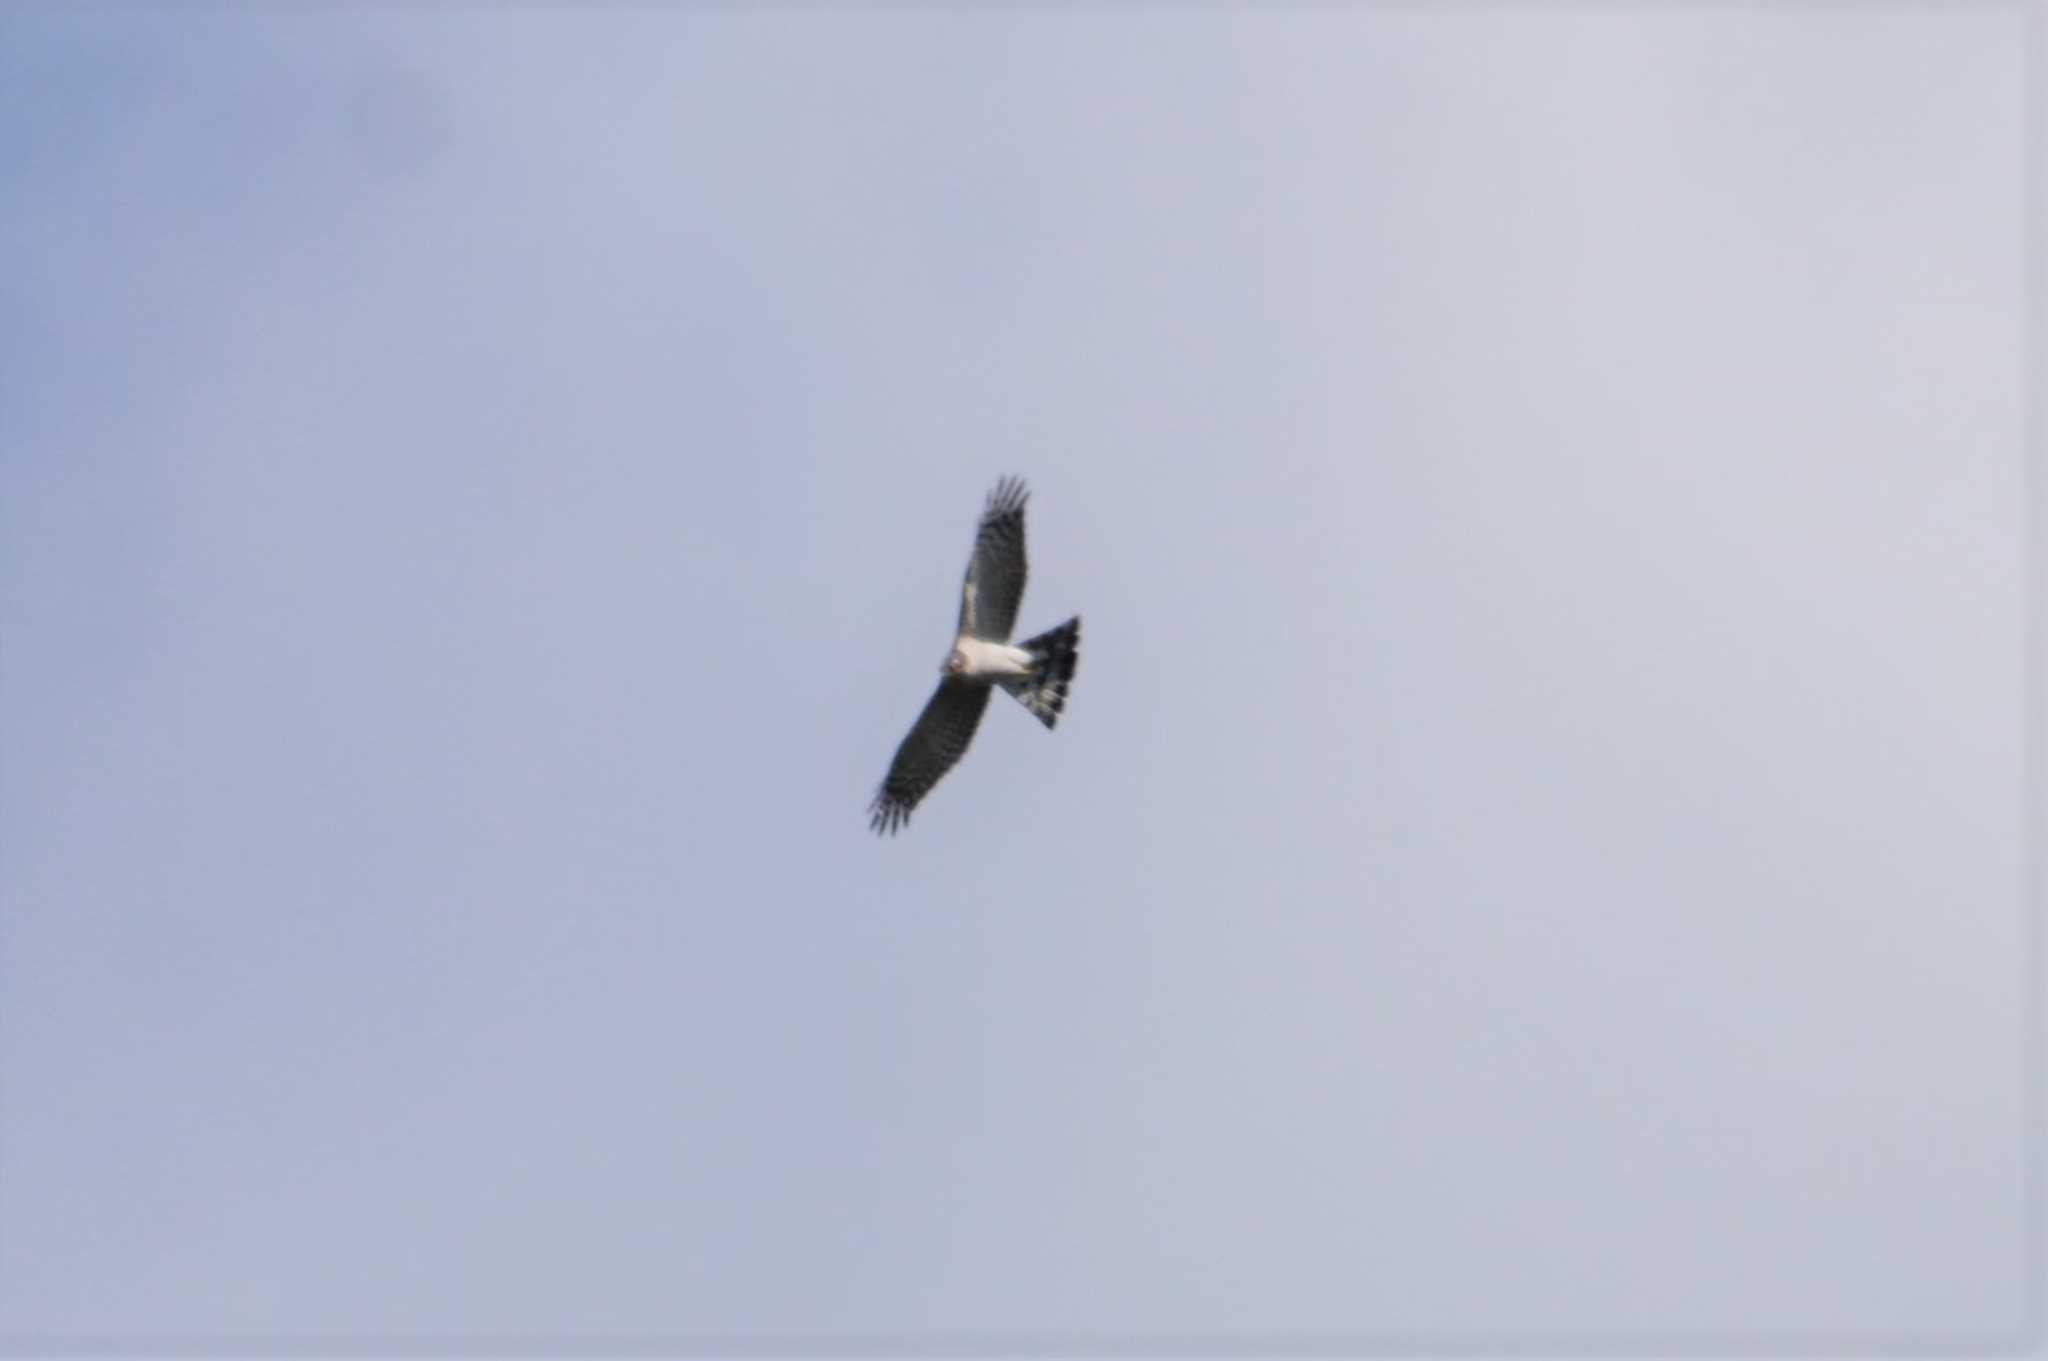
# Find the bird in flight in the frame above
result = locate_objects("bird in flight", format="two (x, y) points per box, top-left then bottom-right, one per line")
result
(870, 477), (1080, 835)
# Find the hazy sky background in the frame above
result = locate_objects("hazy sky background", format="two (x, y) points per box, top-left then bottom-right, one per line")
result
(0, 5), (2033, 1347)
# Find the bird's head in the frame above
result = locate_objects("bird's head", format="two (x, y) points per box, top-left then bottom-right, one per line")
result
(943, 649), (967, 676)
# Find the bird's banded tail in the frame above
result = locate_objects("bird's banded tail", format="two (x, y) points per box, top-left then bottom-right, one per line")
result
(1006, 617), (1079, 729)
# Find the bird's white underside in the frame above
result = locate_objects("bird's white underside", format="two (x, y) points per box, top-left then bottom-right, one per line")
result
(949, 635), (1034, 679)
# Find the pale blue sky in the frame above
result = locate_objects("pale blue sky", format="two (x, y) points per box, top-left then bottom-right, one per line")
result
(0, 5), (2034, 1347)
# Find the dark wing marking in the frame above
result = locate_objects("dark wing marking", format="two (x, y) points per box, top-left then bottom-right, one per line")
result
(869, 679), (994, 835)
(958, 476), (1029, 642)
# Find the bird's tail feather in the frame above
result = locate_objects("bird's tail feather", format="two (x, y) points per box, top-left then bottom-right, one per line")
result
(1006, 617), (1079, 729)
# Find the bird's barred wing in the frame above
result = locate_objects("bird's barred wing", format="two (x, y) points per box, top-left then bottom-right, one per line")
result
(870, 679), (994, 835)
(957, 476), (1029, 642)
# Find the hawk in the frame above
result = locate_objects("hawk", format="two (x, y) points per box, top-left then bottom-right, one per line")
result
(870, 476), (1081, 835)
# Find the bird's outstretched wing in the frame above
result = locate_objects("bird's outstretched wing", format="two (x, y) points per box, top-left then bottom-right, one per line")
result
(957, 476), (1029, 642)
(870, 679), (994, 835)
